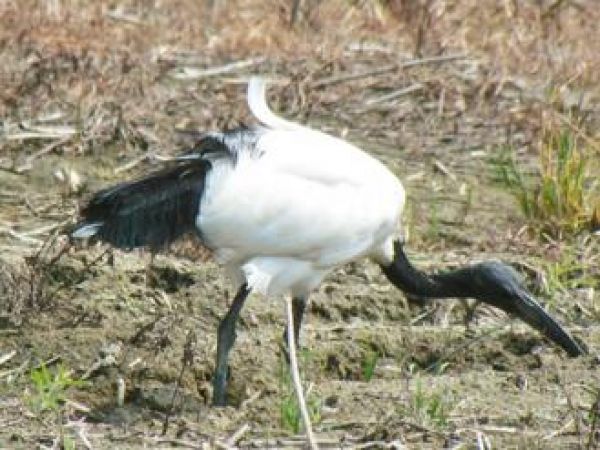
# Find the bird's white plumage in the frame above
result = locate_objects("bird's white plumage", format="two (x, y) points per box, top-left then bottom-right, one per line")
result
(246, 77), (304, 132)
(198, 78), (406, 297)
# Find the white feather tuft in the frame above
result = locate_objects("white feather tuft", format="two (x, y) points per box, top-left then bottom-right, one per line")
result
(71, 222), (103, 238)
(242, 261), (273, 296)
(246, 77), (303, 131)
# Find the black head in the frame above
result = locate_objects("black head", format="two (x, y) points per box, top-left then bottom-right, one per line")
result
(383, 241), (586, 357)
(460, 261), (527, 311)
(455, 261), (586, 357)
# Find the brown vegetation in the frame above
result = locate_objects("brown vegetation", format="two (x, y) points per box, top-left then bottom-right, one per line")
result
(1, 1), (599, 448)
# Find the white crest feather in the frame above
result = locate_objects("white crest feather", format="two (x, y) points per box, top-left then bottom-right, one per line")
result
(247, 77), (303, 131)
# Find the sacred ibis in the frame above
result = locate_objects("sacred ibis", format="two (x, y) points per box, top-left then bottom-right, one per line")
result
(72, 77), (585, 410)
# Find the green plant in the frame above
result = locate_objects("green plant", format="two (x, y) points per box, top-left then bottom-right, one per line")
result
(495, 127), (600, 238)
(26, 363), (87, 448)
(279, 352), (321, 434)
(280, 389), (321, 434)
(27, 363), (86, 414)
(542, 252), (596, 297)
(62, 435), (76, 450)
(361, 350), (379, 382)
(585, 386), (600, 449)
(401, 379), (454, 429)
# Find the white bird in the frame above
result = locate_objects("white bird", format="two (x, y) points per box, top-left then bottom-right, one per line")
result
(72, 77), (585, 410)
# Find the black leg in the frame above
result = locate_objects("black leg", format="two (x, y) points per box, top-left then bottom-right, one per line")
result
(212, 284), (250, 407)
(282, 296), (308, 353)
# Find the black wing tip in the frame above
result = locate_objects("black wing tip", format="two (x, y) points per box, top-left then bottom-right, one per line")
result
(70, 160), (210, 251)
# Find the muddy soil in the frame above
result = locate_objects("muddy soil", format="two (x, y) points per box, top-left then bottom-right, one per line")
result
(1, 2), (600, 449)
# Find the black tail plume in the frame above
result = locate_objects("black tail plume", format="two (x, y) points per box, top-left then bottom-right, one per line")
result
(72, 159), (211, 251)
(381, 240), (586, 357)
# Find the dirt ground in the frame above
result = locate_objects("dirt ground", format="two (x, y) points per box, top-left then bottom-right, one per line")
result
(1, 1), (600, 449)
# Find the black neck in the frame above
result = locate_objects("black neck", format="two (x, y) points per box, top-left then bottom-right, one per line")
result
(380, 240), (586, 357)
(380, 242), (476, 301)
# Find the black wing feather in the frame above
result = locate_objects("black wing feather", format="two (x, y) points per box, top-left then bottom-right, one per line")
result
(74, 159), (211, 251)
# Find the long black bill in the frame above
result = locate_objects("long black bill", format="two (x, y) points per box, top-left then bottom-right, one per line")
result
(381, 240), (585, 357)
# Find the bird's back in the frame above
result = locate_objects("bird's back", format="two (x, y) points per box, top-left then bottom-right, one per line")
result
(198, 123), (405, 296)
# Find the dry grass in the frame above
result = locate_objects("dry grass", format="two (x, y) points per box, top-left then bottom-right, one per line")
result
(1, 1), (600, 448)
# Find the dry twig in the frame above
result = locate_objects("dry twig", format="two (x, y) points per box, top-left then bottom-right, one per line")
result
(170, 57), (266, 80)
(312, 54), (468, 88)
(14, 137), (72, 173)
(0, 350), (16, 367)
(4, 124), (77, 140)
(225, 423), (250, 448)
(162, 330), (196, 435)
(365, 83), (424, 106)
